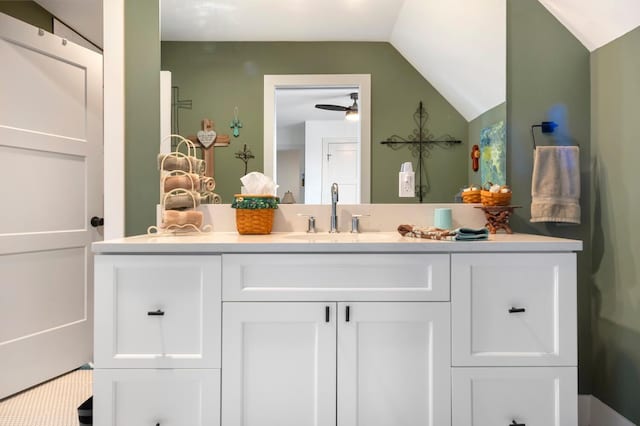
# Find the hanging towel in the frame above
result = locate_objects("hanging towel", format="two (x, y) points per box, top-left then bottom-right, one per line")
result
(531, 146), (580, 224)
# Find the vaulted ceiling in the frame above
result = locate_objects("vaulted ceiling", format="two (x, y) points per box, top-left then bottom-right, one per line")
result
(32, 0), (640, 121)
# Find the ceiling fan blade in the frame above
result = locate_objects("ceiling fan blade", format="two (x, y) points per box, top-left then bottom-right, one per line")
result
(315, 104), (348, 111)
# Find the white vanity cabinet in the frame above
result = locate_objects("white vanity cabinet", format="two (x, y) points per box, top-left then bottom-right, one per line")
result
(221, 301), (450, 426)
(451, 253), (578, 426)
(93, 255), (222, 426)
(92, 233), (581, 426)
(221, 253), (452, 426)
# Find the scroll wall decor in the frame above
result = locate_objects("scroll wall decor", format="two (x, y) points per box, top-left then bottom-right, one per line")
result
(380, 102), (461, 202)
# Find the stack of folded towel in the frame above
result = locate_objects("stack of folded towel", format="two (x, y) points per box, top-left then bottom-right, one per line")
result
(397, 225), (489, 241)
(454, 227), (489, 241)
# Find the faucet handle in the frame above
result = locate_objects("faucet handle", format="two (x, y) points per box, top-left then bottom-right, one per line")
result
(350, 214), (370, 233)
(297, 214), (317, 233)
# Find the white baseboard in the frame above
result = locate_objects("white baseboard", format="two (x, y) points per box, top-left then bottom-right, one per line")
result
(580, 395), (635, 426)
(579, 395), (592, 426)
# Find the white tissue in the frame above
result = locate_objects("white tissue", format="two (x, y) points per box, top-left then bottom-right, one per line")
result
(240, 172), (278, 195)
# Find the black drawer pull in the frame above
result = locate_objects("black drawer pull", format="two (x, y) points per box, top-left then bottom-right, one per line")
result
(509, 307), (526, 314)
(511, 421), (525, 426)
(325, 306), (330, 323)
(147, 309), (165, 316)
(346, 305), (350, 322)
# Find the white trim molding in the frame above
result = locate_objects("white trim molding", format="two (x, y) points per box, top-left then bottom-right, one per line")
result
(579, 395), (635, 426)
(102, 0), (125, 239)
(263, 74), (371, 203)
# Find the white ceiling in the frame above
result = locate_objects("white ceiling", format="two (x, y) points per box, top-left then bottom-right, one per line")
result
(160, 0), (406, 42)
(538, 0), (640, 52)
(276, 87), (358, 130)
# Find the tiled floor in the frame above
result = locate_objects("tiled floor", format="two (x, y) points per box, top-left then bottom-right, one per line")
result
(0, 370), (92, 426)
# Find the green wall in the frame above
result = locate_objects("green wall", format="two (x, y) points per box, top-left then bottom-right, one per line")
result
(591, 25), (640, 424)
(0, 1), (53, 31)
(468, 102), (507, 186)
(125, 0), (160, 236)
(161, 42), (469, 204)
(507, 0), (592, 393)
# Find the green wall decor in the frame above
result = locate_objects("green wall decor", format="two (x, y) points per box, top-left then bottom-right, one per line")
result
(480, 120), (506, 186)
(230, 107), (243, 138)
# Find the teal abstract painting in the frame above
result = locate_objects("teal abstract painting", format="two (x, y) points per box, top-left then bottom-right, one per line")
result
(480, 120), (506, 185)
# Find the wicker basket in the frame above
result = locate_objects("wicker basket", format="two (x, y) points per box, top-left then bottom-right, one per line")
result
(481, 185), (512, 206)
(232, 194), (278, 235)
(461, 189), (481, 203)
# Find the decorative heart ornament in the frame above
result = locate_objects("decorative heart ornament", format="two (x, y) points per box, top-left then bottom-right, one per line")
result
(197, 130), (217, 148)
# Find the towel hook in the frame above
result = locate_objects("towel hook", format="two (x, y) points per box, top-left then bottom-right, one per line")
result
(531, 121), (558, 150)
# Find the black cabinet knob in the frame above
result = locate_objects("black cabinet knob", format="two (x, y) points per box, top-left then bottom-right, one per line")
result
(509, 307), (526, 314)
(147, 310), (165, 316)
(511, 420), (525, 426)
(90, 216), (104, 228)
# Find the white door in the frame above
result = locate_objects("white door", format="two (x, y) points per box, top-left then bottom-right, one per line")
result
(222, 302), (336, 426)
(452, 367), (578, 426)
(0, 13), (103, 398)
(322, 138), (358, 204)
(337, 302), (451, 426)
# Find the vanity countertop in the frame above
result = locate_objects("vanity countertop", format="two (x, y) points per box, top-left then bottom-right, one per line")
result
(92, 232), (582, 254)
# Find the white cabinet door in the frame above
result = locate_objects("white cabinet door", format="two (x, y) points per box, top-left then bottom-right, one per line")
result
(337, 302), (451, 426)
(452, 253), (577, 366)
(93, 369), (220, 426)
(452, 367), (577, 426)
(94, 255), (221, 368)
(222, 302), (336, 426)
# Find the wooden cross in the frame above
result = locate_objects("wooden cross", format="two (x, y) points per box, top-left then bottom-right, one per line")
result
(188, 119), (231, 178)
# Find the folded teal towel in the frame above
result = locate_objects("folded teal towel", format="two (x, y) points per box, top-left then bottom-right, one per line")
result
(454, 227), (489, 241)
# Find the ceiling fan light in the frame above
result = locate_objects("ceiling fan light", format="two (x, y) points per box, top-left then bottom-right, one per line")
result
(345, 109), (359, 121)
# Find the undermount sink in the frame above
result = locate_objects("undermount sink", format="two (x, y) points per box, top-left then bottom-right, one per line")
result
(280, 232), (405, 243)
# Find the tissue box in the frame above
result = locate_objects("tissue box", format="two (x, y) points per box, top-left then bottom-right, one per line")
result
(231, 194), (278, 235)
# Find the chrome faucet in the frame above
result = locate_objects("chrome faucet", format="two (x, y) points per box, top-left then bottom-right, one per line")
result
(330, 182), (339, 233)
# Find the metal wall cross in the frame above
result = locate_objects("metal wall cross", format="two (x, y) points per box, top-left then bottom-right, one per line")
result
(380, 101), (462, 202)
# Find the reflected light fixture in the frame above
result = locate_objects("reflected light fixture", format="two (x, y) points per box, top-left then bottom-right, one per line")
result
(345, 109), (359, 121)
(345, 93), (359, 121)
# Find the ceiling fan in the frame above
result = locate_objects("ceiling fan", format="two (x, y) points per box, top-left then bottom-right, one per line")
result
(315, 92), (359, 121)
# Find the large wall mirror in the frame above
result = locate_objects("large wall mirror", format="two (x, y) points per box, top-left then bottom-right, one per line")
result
(160, 0), (506, 204)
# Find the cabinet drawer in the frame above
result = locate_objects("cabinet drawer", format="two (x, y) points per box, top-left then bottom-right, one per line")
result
(94, 255), (221, 368)
(93, 369), (220, 426)
(222, 253), (449, 301)
(452, 253), (577, 366)
(452, 367), (577, 426)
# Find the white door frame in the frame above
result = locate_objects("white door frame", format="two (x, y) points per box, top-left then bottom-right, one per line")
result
(264, 74), (371, 203)
(103, 0), (125, 239)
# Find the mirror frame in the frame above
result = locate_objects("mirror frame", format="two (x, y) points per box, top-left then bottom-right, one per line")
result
(263, 74), (371, 203)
